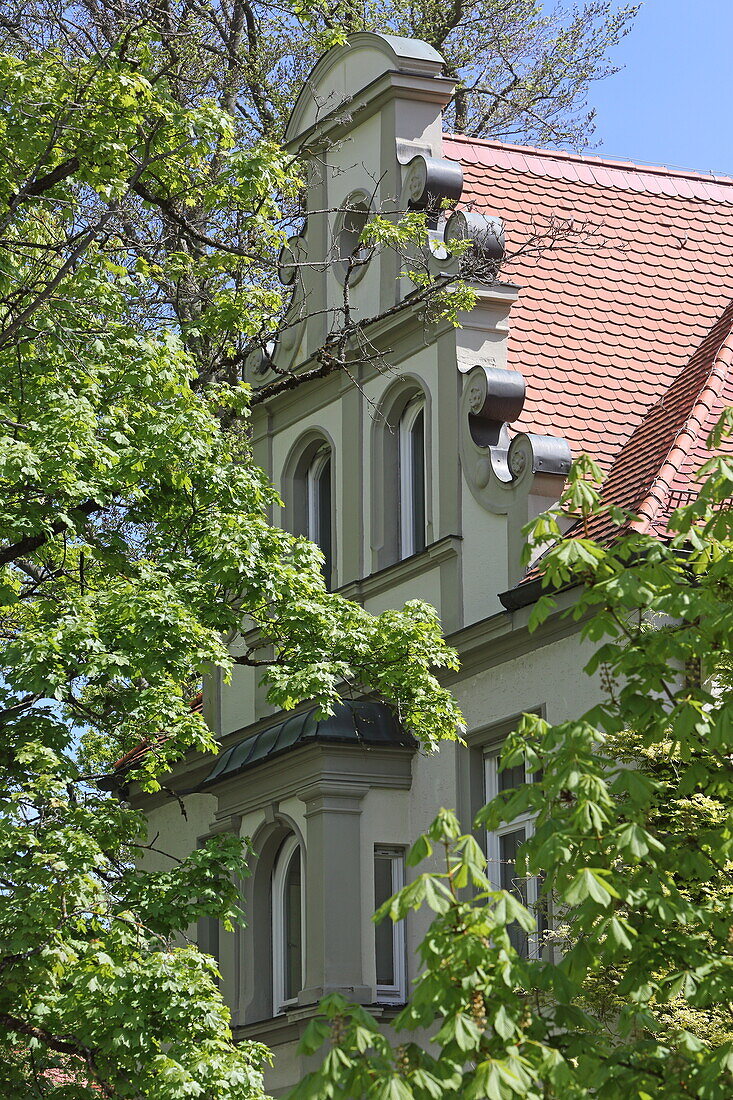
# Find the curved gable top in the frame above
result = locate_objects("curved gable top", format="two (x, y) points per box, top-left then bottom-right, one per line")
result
(285, 31), (445, 144)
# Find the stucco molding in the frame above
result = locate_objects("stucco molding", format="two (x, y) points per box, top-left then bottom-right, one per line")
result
(443, 584), (591, 681)
(300, 780), (369, 816)
(285, 33), (451, 148)
(340, 533), (461, 602)
(197, 813), (242, 841)
(285, 68), (455, 159)
(235, 1000), (394, 1049)
(213, 742), (414, 821)
(247, 291), (459, 420)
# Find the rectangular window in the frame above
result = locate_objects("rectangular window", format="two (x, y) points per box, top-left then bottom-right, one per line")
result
(197, 835), (221, 985)
(484, 751), (546, 959)
(374, 847), (406, 1002)
(197, 916), (220, 985)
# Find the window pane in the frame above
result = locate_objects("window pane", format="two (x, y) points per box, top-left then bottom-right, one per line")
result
(411, 409), (425, 554)
(284, 848), (302, 1000)
(374, 855), (395, 986)
(498, 761), (525, 793)
(317, 456), (332, 587)
(198, 916), (220, 985)
(500, 828), (528, 956)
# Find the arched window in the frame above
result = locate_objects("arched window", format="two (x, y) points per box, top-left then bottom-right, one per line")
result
(272, 835), (304, 1012)
(305, 446), (333, 585)
(371, 385), (430, 571)
(398, 395), (426, 558)
(284, 437), (336, 588)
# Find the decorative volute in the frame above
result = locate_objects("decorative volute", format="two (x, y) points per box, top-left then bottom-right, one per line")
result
(460, 363), (571, 513)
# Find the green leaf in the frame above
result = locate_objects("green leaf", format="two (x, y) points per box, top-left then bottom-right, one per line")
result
(374, 1077), (413, 1100)
(492, 1004), (515, 1041)
(406, 834), (433, 867)
(564, 868), (619, 907)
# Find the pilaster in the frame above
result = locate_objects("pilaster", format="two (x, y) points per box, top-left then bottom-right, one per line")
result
(297, 780), (373, 1005)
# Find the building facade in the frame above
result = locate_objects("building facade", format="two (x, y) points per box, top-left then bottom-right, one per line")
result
(128, 32), (733, 1095)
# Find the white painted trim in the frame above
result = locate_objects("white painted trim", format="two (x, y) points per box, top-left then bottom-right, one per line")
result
(374, 846), (406, 1003)
(483, 751), (543, 959)
(305, 446), (331, 546)
(398, 395), (426, 558)
(271, 834), (305, 1013)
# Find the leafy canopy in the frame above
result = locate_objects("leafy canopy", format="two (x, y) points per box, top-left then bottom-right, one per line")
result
(4, 0), (639, 149)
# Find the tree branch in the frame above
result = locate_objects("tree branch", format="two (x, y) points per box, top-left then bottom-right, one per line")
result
(0, 499), (102, 566)
(0, 1013), (115, 1098)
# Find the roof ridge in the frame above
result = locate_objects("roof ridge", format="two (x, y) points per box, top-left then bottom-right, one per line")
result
(632, 305), (733, 533)
(444, 132), (733, 188)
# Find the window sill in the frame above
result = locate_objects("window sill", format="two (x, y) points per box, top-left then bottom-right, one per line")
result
(338, 534), (461, 603)
(235, 1000), (405, 1046)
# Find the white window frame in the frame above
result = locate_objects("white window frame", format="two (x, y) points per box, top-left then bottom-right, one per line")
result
(484, 750), (544, 960)
(305, 445), (333, 584)
(271, 834), (305, 1014)
(398, 395), (426, 559)
(305, 446), (331, 546)
(374, 846), (407, 1003)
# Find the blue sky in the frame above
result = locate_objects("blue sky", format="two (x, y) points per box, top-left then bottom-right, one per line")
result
(586, 0), (733, 175)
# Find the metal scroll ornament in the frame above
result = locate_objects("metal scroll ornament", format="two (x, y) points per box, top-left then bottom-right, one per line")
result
(460, 363), (572, 514)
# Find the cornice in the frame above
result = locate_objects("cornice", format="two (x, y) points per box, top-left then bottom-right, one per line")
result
(445, 584), (589, 681)
(286, 69), (455, 153)
(235, 1000), (393, 1048)
(250, 276), (522, 438)
(213, 741), (414, 820)
(250, 298), (455, 438)
(339, 534), (461, 602)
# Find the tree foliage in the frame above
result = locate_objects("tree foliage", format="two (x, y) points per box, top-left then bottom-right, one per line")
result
(297, 432), (733, 1099)
(0, 29), (463, 1099)
(4, 0), (639, 151)
(0, 4), (496, 406)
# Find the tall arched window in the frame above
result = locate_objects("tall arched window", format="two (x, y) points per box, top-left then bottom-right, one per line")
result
(398, 395), (426, 558)
(371, 386), (431, 570)
(305, 446), (333, 585)
(272, 835), (304, 1012)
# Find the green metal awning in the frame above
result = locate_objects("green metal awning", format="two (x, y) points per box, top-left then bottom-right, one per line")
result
(201, 700), (415, 788)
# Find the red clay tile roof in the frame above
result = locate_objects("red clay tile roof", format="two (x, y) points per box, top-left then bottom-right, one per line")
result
(111, 691), (202, 775)
(444, 135), (733, 479)
(579, 301), (733, 544)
